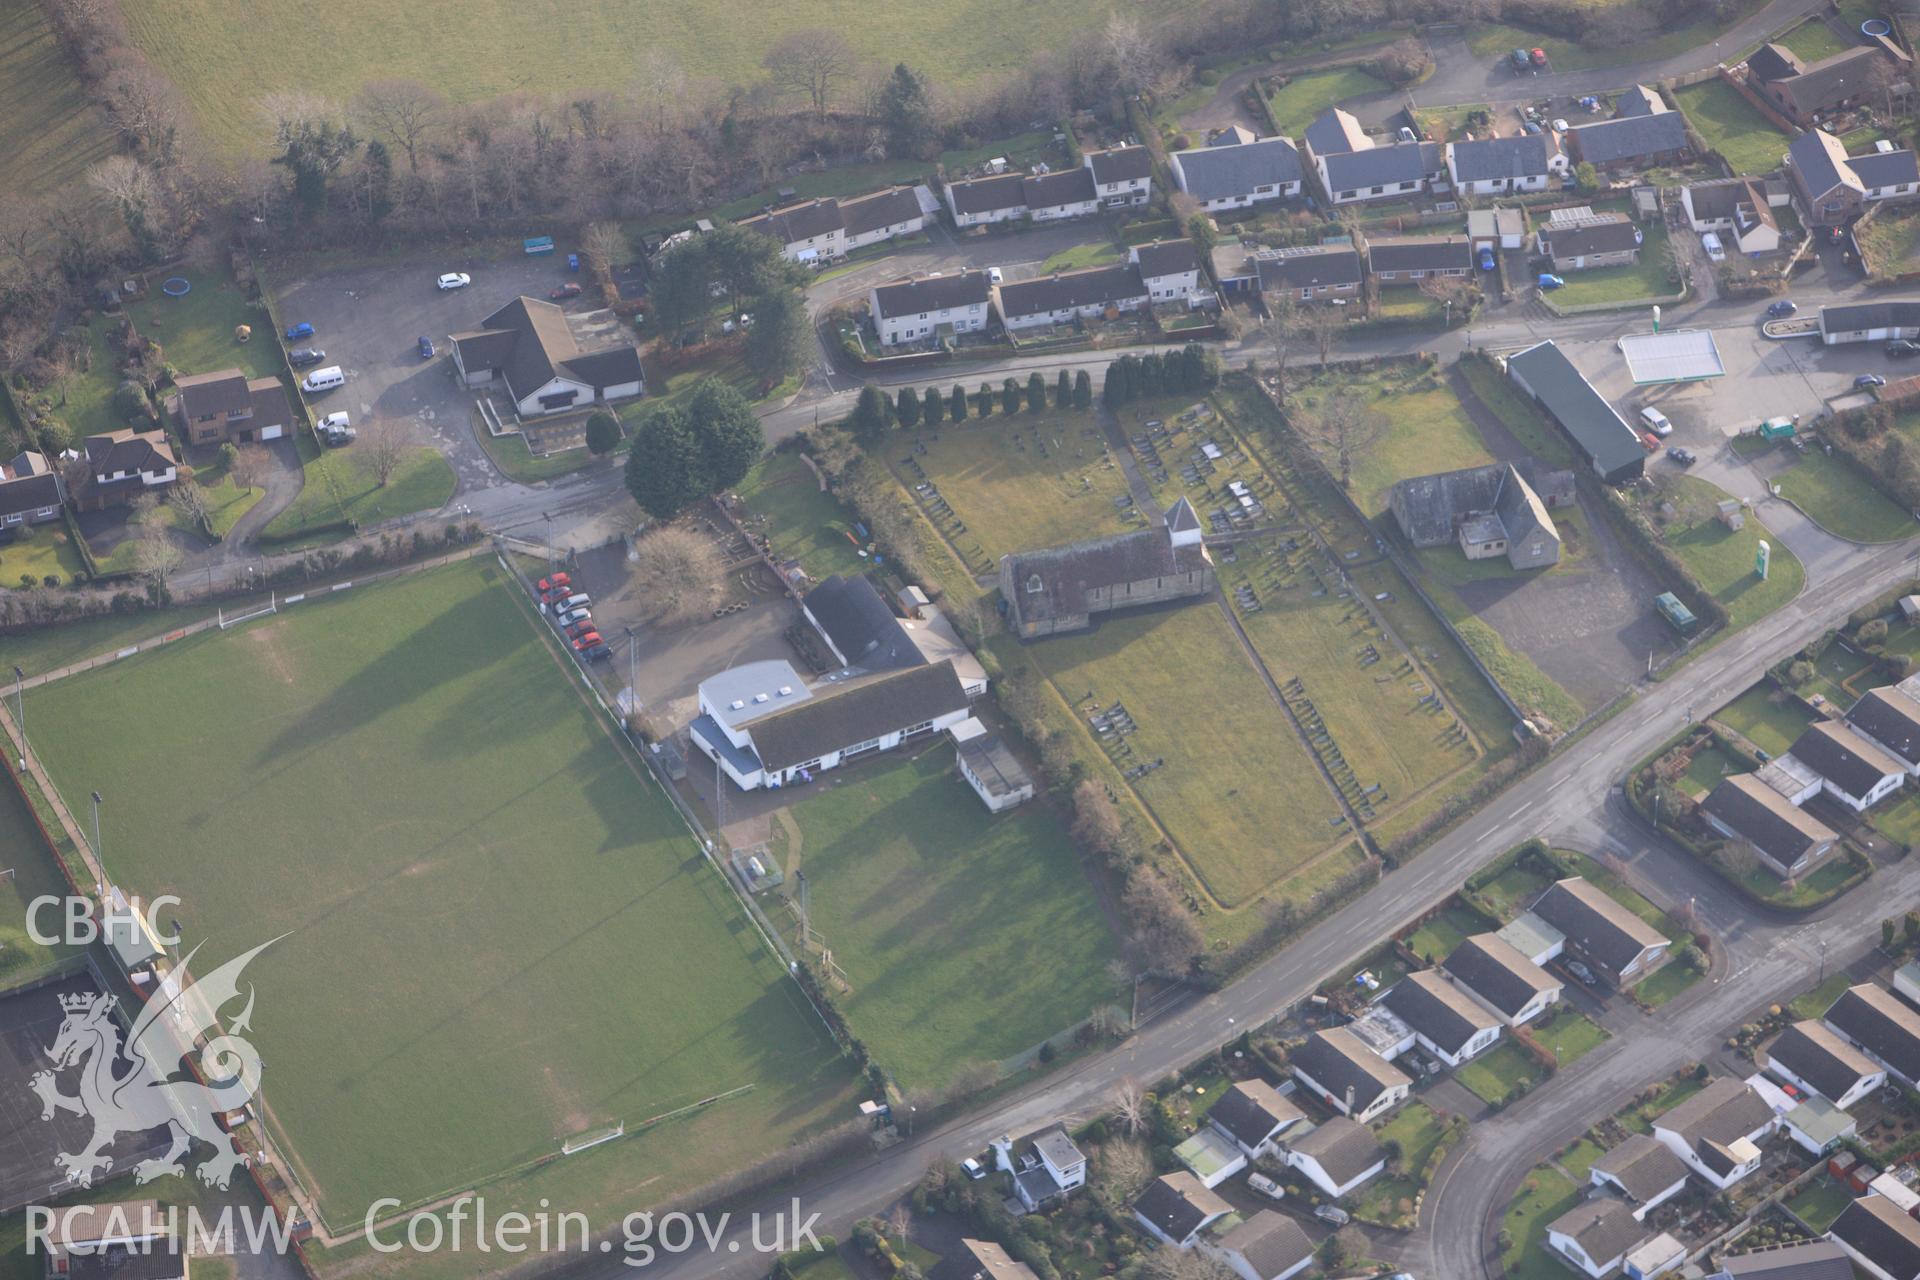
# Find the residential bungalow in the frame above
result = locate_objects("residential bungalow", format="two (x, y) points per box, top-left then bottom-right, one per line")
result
(1505, 341), (1648, 483)
(449, 297), (645, 419)
(1824, 984), (1920, 1085)
(38, 1199), (183, 1280)
(1205, 1079), (1307, 1160)
(993, 1126), (1088, 1211)
(1820, 300), (1920, 344)
(1282, 1116), (1387, 1199)
(738, 186), (930, 261)
(1388, 461), (1567, 572)
(1202, 1211), (1315, 1280)
(992, 263), (1150, 332)
(1442, 933), (1564, 1027)
(1302, 107), (1444, 205)
(1547, 1198), (1648, 1278)
(1289, 1027), (1411, 1123)
(1700, 774), (1842, 880)
(999, 499), (1213, 639)
(1381, 969), (1503, 1067)
(1589, 1133), (1691, 1220)
(1650, 1077), (1780, 1190)
(1132, 1172), (1232, 1249)
(688, 659), (970, 791)
(0, 451), (64, 530)
(1365, 234), (1473, 285)
(952, 724), (1035, 813)
(802, 574), (923, 672)
(1849, 686), (1920, 775)
(171, 367), (295, 446)
(958, 1238), (1039, 1280)
(1787, 128), (1920, 227)
(1529, 877), (1669, 987)
(1683, 179), (1785, 256)
(1254, 244), (1366, 302)
(1708, 1239), (1853, 1280)
(1169, 136), (1304, 212)
(1565, 85), (1691, 170)
(1537, 212), (1644, 271)
(1830, 1193), (1920, 1280)
(1764, 1020), (1887, 1110)
(73, 429), (177, 511)
(1786, 720), (1905, 811)
(1746, 40), (1911, 131)
(868, 271), (993, 348)
(1131, 240), (1205, 305)
(1085, 146), (1154, 208)
(1446, 134), (1567, 196)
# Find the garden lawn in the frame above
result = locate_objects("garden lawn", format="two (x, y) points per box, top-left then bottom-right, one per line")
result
(1715, 682), (1814, 757)
(1675, 79), (1792, 178)
(1404, 901), (1498, 966)
(262, 437), (454, 544)
(1636, 959), (1701, 1009)
(1265, 65), (1389, 137)
(1550, 220), (1678, 306)
(780, 750), (1119, 1088)
(1027, 604), (1343, 907)
(1782, 18), (1852, 61)
(1455, 1040), (1544, 1106)
(1499, 1165), (1582, 1280)
(24, 560), (850, 1228)
(1355, 1101), (1449, 1228)
(473, 414), (603, 484)
(1790, 972), (1853, 1022)
(1472, 860), (1554, 921)
(1658, 476), (1803, 630)
(736, 451), (869, 580)
(1533, 1006), (1608, 1066)
(130, 271), (281, 383)
(183, 452), (268, 538)
(1042, 242), (1125, 273)
(885, 408), (1136, 567)
(1681, 744), (1741, 797)
(0, 0), (115, 223)
(1785, 1177), (1853, 1232)
(1774, 450), (1916, 542)
(0, 521), (86, 587)
(49, 319), (129, 442)
(1558, 1138), (1606, 1181)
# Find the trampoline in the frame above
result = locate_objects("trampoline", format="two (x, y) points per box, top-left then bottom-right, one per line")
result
(1863, 18), (1892, 37)
(161, 277), (190, 297)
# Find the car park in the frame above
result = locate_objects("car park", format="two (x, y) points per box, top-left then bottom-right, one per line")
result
(1891, 340), (1920, 359)
(437, 272), (471, 290)
(550, 282), (582, 300)
(301, 366), (345, 393)
(285, 321), (314, 340)
(418, 335), (435, 360)
(1639, 407), (1672, 436)
(1766, 299), (1797, 318)
(318, 412), (356, 445)
(1857, 373), (1888, 388)
(289, 347), (326, 367)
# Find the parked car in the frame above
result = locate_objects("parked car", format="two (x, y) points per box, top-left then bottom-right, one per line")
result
(318, 412), (355, 445)
(1551, 117), (1568, 132)
(418, 335), (435, 360)
(1639, 431), (1661, 452)
(1521, 121), (1543, 135)
(987, 267), (1004, 284)
(555, 607), (592, 627)
(571, 631), (605, 653)
(1314, 1206), (1350, 1226)
(1566, 959), (1597, 985)
(1538, 273), (1565, 290)
(437, 272), (472, 290)
(1890, 340), (1920, 359)
(565, 618), (598, 641)
(285, 321), (314, 340)
(580, 642), (613, 661)
(1639, 407), (1672, 436)
(1766, 299), (1797, 318)
(1530, 47), (1547, 65)
(1857, 373), (1888, 388)
(1701, 232), (1726, 263)
(1478, 247), (1496, 271)
(536, 573), (571, 594)
(1247, 1173), (1286, 1201)
(541, 586), (576, 608)
(550, 282), (583, 300)
(961, 1158), (986, 1180)
(551, 592), (591, 614)
(1667, 446), (1695, 465)
(289, 347), (325, 367)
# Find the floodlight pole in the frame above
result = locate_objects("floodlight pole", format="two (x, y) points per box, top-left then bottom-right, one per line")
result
(90, 791), (102, 866)
(11, 665), (23, 770)
(625, 626), (638, 710)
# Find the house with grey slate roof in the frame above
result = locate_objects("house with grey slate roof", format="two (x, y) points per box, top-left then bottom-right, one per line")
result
(1548, 1199), (1648, 1278)
(1169, 136), (1303, 212)
(1130, 240), (1205, 304)
(1565, 85), (1690, 170)
(1442, 933), (1562, 1026)
(1787, 128), (1920, 225)
(1746, 39), (1911, 130)
(1446, 133), (1567, 195)
(449, 297), (645, 419)
(0, 450), (64, 530)
(1084, 146), (1153, 208)
(1300, 107), (1446, 205)
(1365, 234), (1473, 284)
(1388, 461), (1569, 570)
(738, 185), (931, 261)
(999, 499), (1212, 638)
(1536, 212), (1644, 271)
(992, 263), (1150, 332)
(868, 271), (993, 348)
(1684, 178), (1785, 255)
(1588, 1133), (1690, 1219)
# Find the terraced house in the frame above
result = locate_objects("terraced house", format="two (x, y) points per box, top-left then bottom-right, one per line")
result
(991, 263), (1150, 333)
(738, 185), (932, 262)
(1083, 145), (1154, 208)
(868, 271), (992, 348)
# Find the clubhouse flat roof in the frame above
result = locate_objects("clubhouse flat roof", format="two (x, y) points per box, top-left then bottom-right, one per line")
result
(1619, 328), (1725, 383)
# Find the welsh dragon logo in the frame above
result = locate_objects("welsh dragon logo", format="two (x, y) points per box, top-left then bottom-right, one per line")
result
(31, 939), (278, 1190)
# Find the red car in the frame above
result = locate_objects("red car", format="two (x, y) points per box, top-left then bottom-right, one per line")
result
(537, 572), (571, 594)
(550, 282), (583, 300)
(571, 631), (605, 652)
(1530, 47), (1547, 66)
(565, 617), (597, 641)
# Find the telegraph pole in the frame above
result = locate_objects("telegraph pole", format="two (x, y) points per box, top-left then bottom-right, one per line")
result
(11, 666), (23, 770)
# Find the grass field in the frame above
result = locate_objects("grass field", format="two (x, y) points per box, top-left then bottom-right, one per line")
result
(24, 559), (850, 1226)
(122, 0), (1204, 158)
(1297, 363), (1494, 517)
(1549, 220), (1679, 306)
(1264, 65), (1389, 137)
(1041, 242), (1126, 273)
(1499, 1164), (1582, 1280)
(1774, 450), (1916, 542)
(1026, 604), (1343, 907)
(1652, 476), (1804, 630)
(736, 451), (870, 580)
(1464, 1), (1762, 73)
(0, 772), (81, 989)
(0, 0), (116, 224)
(0, 601), (223, 680)
(1674, 80), (1791, 178)
(0, 521), (87, 587)
(263, 436), (455, 544)
(777, 750), (1119, 1087)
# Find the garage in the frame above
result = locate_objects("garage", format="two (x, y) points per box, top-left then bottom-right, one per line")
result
(259, 423), (285, 441)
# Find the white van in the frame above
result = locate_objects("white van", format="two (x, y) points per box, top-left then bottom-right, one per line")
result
(1246, 1173), (1285, 1201)
(1639, 406), (1672, 437)
(302, 366), (345, 393)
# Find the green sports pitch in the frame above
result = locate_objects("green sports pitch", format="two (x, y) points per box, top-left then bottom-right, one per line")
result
(22, 559), (846, 1227)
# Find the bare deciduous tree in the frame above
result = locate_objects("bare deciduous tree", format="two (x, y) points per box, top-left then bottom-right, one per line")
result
(581, 221), (625, 284)
(100, 52), (180, 158)
(166, 477), (209, 530)
(634, 49), (688, 134)
(229, 445), (267, 495)
(1123, 867), (1203, 974)
(132, 524), (182, 587)
(360, 417), (408, 487)
(762, 30), (857, 116)
(356, 78), (444, 171)
(1112, 1077), (1148, 1137)
(630, 525), (727, 625)
(1296, 390), (1388, 489)
(1102, 12), (1160, 96)
(1303, 303), (1342, 367)
(1260, 292), (1300, 406)
(1095, 1138), (1152, 1205)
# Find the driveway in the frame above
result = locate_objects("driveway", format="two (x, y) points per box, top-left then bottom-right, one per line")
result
(219, 438), (304, 550)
